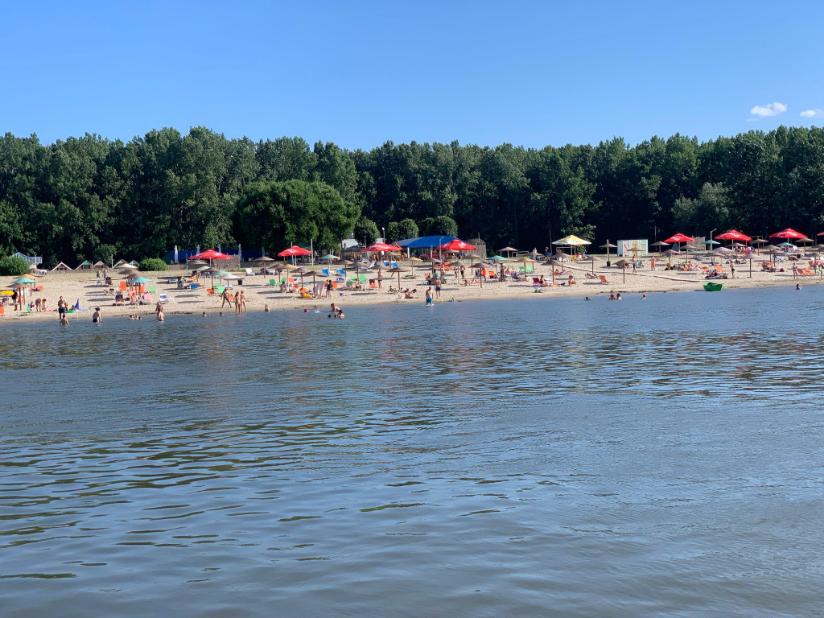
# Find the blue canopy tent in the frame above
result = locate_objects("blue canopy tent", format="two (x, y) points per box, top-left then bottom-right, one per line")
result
(396, 236), (457, 273)
(396, 235), (456, 249)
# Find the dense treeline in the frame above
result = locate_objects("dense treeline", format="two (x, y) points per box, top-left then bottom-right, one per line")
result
(2, 126), (824, 265)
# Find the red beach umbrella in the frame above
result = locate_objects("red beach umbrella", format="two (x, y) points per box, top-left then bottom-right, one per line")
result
(663, 233), (694, 244)
(439, 238), (477, 252)
(769, 228), (809, 241)
(191, 249), (231, 261)
(363, 242), (401, 253)
(277, 245), (312, 257)
(715, 229), (752, 243)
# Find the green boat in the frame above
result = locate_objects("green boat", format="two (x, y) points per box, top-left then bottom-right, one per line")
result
(703, 282), (723, 291)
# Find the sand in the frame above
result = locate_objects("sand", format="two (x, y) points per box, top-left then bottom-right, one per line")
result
(3, 256), (820, 323)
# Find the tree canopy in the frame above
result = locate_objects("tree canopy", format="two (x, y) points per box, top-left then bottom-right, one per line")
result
(2, 126), (824, 265)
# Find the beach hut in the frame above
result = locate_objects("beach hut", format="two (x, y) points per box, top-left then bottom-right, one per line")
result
(93, 261), (107, 269)
(50, 261), (72, 272)
(76, 260), (92, 270)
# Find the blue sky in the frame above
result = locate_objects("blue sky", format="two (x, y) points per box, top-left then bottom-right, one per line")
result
(2, 0), (823, 148)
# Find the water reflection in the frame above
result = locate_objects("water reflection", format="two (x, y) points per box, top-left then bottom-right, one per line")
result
(2, 287), (824, 615)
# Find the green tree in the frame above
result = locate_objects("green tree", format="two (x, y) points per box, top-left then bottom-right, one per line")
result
(672, 182), (730, 233)
(0, 255), (29, 275)
(353, 217), (380, 245)
(420, 215), (458, 236)
(386, 218), (418, 242)
(234, 180), (359, 254)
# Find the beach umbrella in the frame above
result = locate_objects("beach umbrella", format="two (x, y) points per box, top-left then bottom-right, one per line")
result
(769, 228), (809, 241)
(553, 234), (591, 258)
(650, 240), (670, 253)
(600, 240), (617, 262)
(301, 270), (319, 289)
(13, 276), (36, 285)
(364, 242), (401, 253)
(498, 246), (518, 257)
(439, 238), (477, 252)
(489, 255), (509, 263)
(320, 253), (339, 263)
(254, 255), (275, 264)
(388, 266), (409, 289)
(663, 232), (694, 256)
(277, 245), (312, 258)
(715, 229), (752, 243)
(191, 249), (232, 262)
(664, 233), (694, 244)
(553, 234), (591, 247)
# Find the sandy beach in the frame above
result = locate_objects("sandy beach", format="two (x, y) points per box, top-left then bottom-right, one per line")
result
(3, 255), (820, 324)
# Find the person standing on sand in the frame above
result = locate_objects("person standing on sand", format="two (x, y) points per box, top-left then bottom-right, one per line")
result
(434, 277), (442, 299)
(57, 296), (67, 320)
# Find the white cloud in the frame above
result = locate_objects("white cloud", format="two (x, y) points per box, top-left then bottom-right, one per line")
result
(749, 102), (788, 118)
(801, 109), (823, 118)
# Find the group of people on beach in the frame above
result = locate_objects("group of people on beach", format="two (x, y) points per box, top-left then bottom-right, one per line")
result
(220, 288), (247, 312)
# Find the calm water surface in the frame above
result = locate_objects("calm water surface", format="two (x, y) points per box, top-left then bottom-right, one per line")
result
(2, 287), (824, 616)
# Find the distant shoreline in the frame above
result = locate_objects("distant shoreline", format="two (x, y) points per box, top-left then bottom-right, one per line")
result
(3, 258), (820, 326)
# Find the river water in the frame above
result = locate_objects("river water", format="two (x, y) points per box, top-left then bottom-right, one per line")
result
(2, 287), (824, 616)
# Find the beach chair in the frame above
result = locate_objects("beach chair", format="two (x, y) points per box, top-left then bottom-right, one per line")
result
(244, 268), (255, 276)
(158, 294), (171, 304)
(321, 268), (330, 277)
(598, 275), (609, 284)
